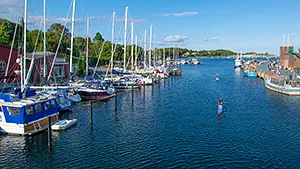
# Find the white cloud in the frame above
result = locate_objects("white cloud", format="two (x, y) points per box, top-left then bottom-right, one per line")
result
(159, 11), (198, 17)
(201, 37), (219, 41)
(0, 0), (21, 21)
(165, 35), (189, 43)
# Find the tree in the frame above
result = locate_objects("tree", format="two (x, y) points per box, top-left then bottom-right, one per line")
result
(93, 32), (104, 43)
(46, 23), (70, 53)
(0, 24), (10, 45)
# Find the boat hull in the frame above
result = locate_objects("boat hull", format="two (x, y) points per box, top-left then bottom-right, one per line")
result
(0, 114), (59, 135)
(52, 119), (78, 131)
(265, 80), (300, 96)
(78, 90), (115, 101)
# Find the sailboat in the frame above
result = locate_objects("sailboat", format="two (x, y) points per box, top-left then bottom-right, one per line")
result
(31, 0), (78, 111)
(0, 0), (59, 135)
(112, 6), (140, 90)
(77, 12), (116, 100)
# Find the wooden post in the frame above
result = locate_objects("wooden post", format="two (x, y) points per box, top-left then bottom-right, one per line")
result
(158, 76), (161, 88)
(114, 93), (117, 113)
(90, 100), (93, 125)
(132, 87), (134, 105)
(47, 116), (52, 149)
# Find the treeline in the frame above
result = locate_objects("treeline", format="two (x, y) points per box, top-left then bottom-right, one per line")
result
(0, 18), (146, 76)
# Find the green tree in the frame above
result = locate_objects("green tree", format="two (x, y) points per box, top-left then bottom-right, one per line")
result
(93, 32), (104, 43)
(0, 23), (10, 45)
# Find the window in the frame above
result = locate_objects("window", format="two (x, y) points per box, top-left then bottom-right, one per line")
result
(44, 101), (51, 110)
(35, 104), (42, 113)
(8, 107), (20, 116)
(0, 61), (6, 74)
(25, 106), (33, 115)
(51, 100), (56, 108)
(54, 65), (65, 78)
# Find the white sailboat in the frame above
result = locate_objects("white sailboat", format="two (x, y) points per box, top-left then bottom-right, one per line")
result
(32, 0), (79, 111)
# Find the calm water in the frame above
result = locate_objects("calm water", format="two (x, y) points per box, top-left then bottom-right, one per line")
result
(1, 58), (300, 168)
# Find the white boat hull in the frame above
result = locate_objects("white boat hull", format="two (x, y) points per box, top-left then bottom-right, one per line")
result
(52, 119), (78, 131)
(0, 114), (59, 135)
(265, 77), (300, 96)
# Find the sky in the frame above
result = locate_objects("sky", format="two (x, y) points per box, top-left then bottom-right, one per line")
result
(1, 0), (300, 55)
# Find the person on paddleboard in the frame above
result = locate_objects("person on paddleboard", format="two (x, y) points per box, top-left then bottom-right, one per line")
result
(216, 73), (219, 81)
(217, 98), (223, 115)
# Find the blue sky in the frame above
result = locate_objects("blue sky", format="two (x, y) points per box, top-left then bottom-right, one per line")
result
(1, 0), (300, 54)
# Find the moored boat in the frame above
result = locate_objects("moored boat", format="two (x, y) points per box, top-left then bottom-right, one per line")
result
(243, 71), (257, 77)
(0, 88), (59, 135)
(264, 75), (300, 96)
(52, 119), (78, 131)
(77, 81), (115, 101)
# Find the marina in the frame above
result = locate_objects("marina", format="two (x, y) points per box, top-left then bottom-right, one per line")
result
(2, 58), (300, 168)
(1, 0), (300, 168)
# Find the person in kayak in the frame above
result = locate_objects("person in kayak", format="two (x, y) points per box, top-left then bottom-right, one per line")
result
(217, 98), (223, 115)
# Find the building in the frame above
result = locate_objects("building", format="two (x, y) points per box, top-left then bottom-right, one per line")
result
(0, 44), (71, 86)
(30, 52), (70, 85)
(0, 44), (21, 84)
(280, 46), (300, 69)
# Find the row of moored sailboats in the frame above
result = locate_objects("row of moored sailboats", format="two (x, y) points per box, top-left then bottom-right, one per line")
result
(0, 1), (172, 135)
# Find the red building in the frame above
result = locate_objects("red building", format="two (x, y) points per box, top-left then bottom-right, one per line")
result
(0, 44), (70, 86)
(0, 44), (21, 83)
(280, 46), (300, 69)
(30, 52), (70, 85)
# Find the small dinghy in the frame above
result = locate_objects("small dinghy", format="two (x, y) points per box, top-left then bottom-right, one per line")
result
(52, 119), (78, 131)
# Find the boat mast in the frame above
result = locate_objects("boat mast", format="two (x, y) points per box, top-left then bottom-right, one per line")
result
(173, 46), (176, 69)
(149, 24), (152, 67)
(124, 6), (128, 73)
(110, 12), (115, 77)
(5, 2), (22, 83)
(131, 21), (134, 70)
(85, 17), (89, 78)
(143, 29), (147, 68)
(154, 32), (156, 67)
(163, 47), (165, 66)
(134, 35), (137, 70)
(69, 0), (76, 80)
(23, 0), (28, 91)
(43, 0), (46, 79)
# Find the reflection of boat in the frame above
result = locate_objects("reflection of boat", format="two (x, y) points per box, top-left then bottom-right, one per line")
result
(264, 75), (300, 96)
(52, 119), (78, 131)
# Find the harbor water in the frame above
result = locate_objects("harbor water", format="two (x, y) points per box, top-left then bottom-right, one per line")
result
(1, 58), (300, 168)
